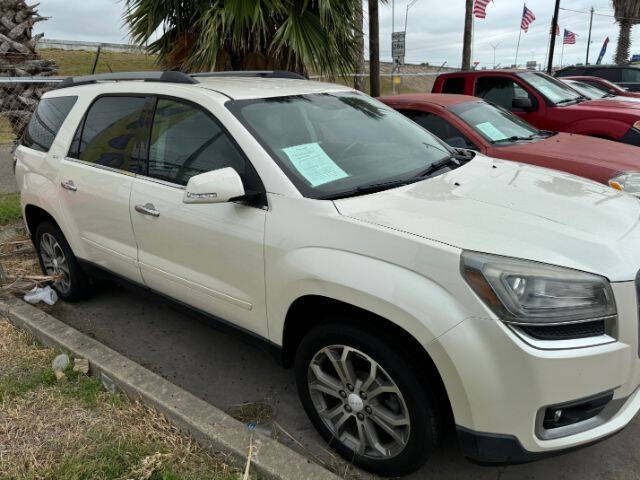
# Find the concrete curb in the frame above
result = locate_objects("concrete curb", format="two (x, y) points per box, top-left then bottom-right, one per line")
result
(0, 294), (339, 480)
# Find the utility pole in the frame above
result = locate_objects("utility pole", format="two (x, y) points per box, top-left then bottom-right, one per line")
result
(462, 0), (473, 69)
(547, 0), (561, 73)
(392, 0), (395, 94)
(490, 42), (500, 68)
(586, 6), (594, 64)
(369, 0), (380, 97)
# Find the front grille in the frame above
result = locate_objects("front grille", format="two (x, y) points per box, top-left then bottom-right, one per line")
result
(521, 320), (605, 340)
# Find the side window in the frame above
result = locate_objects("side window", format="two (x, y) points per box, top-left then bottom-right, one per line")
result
(72, 96), (147, 174)
(22, 96), (77, 152)
(622, 69), (640, 82)
(148, 98), (258, 189)
(593, 68), (620, 82)
(401, 110), (476, 149)
(475, 77), (534, 111)
(441, 77), (466, 94)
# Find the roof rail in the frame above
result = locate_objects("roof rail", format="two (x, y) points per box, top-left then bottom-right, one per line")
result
(190, 70), (306, 80)
(56, 71), (198, 89)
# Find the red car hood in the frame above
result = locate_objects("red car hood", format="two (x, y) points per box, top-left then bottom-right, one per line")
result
(495, 132), (640, 175)
(578, 98), (640, 109)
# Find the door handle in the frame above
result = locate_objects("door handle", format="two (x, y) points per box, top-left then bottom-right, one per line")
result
(135, 203), (160, 217)
(60, 180), (77, 192)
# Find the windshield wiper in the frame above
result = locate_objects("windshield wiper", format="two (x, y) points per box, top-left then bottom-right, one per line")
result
(490, 133), (539, 144)
(556, 96), (585, 105)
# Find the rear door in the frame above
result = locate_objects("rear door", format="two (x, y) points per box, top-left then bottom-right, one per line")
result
(58, 95), (149, 282)
(129, 95), (268, 337)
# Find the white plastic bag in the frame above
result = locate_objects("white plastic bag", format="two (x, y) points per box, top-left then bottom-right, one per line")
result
(23, 285), (58, 305)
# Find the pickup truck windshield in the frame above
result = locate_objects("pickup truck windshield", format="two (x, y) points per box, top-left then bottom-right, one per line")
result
(449, 100), (542, 144)
(562, 80), (608, 99)
(518, 72), (583, 105)
(228, 92), (458, 199)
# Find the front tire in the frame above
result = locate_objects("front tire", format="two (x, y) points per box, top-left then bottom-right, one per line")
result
(34, 221), (88, 301)
(295, 322), (441, 476)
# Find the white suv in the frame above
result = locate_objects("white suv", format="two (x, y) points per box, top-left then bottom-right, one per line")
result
(15, 71), (640, 476)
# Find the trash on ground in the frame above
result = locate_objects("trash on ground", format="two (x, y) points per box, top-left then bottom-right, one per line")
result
(23, 285), (58, 305)
(52, 353), (70, 370)
(73, 358), (89, 375)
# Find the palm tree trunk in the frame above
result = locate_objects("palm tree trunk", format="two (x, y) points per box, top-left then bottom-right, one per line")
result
(354, 1), (365, 91)
(369, 0), (380, 97)
(462, 0), (473, 70)
(615, 18), (632, 64)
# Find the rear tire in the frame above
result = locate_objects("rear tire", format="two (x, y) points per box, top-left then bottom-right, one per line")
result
(295, 322), (441, 476)
(34, 221), (89, 301)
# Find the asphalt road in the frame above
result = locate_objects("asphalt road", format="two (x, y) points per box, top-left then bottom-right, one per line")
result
(0, 146), (17, 194)
(47, 282), (640, 479)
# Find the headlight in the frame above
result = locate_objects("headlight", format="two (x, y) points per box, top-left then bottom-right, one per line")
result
(608, 172), (640, 196)
(461, 251), (616, 325)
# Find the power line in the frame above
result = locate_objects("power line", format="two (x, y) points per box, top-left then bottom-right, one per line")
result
(560, 6), (640, 22)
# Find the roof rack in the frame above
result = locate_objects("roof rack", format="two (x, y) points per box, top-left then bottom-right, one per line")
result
(56, 71), (198, 89)
(190, 70), (306, 80)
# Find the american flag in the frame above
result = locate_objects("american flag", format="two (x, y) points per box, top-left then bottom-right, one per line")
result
(563, 29), (576, 45)
(473, 0), (491, 19)
(521, 5), (536, 32)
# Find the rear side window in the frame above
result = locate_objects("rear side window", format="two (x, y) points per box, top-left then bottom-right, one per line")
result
(441, 77), (466, 94)
(622, 68), (640, 82)
(22, 96), (77, 152)
(401, 110), (476, 149)
(592, 68), (620, 82)
(70, 96), (147, 173)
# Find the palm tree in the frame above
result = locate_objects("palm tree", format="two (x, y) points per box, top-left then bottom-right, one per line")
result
(124, 0), (361, 79)
(354, 1), (365, 91)
(0, 0), (57, 140)
(611, 0), (640, 64)
(369, 0), (380, 96)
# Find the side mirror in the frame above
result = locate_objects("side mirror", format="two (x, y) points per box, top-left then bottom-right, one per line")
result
(512, 97), (533, 110)
(183, 167), (245, 204)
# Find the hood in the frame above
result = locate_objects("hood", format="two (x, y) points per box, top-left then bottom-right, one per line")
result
(334, 155), (640, 281)
(496, 132), (640, 173)
(581, 98), (640, 109)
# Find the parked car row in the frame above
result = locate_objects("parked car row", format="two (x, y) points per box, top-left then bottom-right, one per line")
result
(14, 70), (640, 477)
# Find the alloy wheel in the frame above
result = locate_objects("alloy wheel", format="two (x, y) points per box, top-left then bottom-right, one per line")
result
(307, 345), (411, 460)
(39, 232), (71, 294)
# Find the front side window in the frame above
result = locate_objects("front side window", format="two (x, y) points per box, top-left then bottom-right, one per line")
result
(449, 100), (543, 145)
(401, 110), (476, 149)
(72, 96), (146, 173)
(442, 77), (466, 94)
(148, 98), (259, 189)
(517, 72), (582, 105)
(22, 96), (77, 152)
(475, 77), (536, 111)
(228, 92), (457, 199)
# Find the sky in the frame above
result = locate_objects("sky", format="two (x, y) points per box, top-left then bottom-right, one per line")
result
(33, 0), (630, 69)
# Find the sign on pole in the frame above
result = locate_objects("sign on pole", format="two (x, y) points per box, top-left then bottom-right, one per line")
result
(392, 31), (406, 66)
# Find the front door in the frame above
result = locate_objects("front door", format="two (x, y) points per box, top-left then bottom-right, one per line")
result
(58, 95), (149, 283)
(130, 96), (268, 337)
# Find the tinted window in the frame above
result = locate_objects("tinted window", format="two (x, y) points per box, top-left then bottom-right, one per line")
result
(401, 110), (475, 149)
(22, 96), (77, 152)
(442, 77), (465, 94)
(622, 68), (640, 82)
(148, 98), (256, 188)
(73, 96), (146, 173)
(476, 77), (535, 110)
(592, 68), (620, 82)
(556, 67), (585, 77)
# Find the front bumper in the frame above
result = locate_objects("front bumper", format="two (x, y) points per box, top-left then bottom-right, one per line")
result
(426, 280), (640, 460)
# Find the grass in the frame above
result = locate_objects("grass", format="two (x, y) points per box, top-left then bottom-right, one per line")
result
(0, 316), (256, 480)
(0, 193), (21, 225)
(38, 48), (158, 76)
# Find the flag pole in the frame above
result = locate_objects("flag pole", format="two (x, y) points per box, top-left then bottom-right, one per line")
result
(560, 39), (565, 67)
(515, 2), (525, 67)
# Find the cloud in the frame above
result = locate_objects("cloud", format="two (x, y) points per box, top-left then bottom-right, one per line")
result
(33, 0), (634, 68)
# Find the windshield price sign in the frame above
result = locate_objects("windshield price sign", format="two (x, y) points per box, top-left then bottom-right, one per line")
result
(392, 31), (405, 65)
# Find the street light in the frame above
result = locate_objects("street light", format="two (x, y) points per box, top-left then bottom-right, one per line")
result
(490, 42), (500, 69)
(405, 0), (420, 32)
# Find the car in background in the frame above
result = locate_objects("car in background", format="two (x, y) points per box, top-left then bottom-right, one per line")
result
(380, 93), (640, 196)
(432, 69), (640, 146)
(560, 78), (640, 105)
(555, 64), (640, 92)
(564, 75), (640, 98)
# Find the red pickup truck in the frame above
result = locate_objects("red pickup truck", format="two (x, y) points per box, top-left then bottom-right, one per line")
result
(432, 70), (640, 146)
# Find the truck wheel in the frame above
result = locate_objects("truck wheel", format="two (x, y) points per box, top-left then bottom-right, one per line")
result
(295, 322), (441, 476)
(34, 221), (88, 301)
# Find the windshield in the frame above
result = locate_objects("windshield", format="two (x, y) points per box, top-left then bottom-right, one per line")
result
(228, 92), (457, 199)
(449, 100), (541, 144)
(563, 80), (607, 99)
(518, 72), (584, 105)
